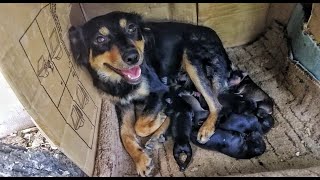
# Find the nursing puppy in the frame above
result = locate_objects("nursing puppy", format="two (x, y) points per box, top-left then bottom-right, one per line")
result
(190, 128), (265, 159)
(217, 113), (263, 135)
(229, 71), (274, 117)
(164, 90), (194, 172)
(228, 70), (275, 133)
(189, 92), (266, 159)
(164, 85), (209, 171)
(190, 130), (266, 160)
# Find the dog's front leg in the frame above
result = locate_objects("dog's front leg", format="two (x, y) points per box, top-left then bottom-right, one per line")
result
(135, 92), (166, 137)
(182, 51), (222, 144)
(115, 103), (154, 177)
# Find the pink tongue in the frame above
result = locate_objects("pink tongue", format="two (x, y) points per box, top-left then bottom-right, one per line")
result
(120, 66), (141, 80)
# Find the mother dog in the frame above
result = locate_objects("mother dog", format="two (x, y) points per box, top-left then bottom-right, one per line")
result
(68, 11), (233, 176)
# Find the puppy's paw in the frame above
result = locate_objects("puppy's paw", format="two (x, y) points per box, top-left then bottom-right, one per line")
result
(135, 152), (154, 177)
(197, 122), (215, 144)
(145, 134), (167, 150)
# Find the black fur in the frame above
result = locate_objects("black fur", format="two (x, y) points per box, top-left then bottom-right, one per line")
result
(164, 88), (194, 172)
(68, 11), (236, 176)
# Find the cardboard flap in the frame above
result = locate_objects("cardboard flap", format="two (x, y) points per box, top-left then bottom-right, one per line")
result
(307, 3), (320, 42)
(0, 3), (101, 176)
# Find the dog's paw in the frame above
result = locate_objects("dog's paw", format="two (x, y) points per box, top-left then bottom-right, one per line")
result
(135, 152), (154, 177)
(197, 122), (215, 144)
(145, 134), (167, 150)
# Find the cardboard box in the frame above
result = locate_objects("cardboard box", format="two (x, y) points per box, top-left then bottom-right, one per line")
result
(307, 3), (320, 43)
(0, 3), (302, 177)
(0, 3), (101, 175)
(287, 3), (320, 80)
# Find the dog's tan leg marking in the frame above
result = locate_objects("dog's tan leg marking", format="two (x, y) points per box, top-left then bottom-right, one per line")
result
(145, 116), (170, 150)
(182, 51), (219, 144)
(120, 106), (154, 177)
(135, 112), (167, 137)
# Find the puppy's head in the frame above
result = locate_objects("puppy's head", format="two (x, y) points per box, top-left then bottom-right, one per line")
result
(245, 131), (266, 158)
(228, 70), (248, 87)
(69, 11), (147, 85)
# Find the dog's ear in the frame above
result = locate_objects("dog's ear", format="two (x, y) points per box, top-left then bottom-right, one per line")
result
(68, 26), (89, 66)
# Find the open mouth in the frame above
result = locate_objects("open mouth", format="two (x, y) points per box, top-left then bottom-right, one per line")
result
(104, 63), (142, 84)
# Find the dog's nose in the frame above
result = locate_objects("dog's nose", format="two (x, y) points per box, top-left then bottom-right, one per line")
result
(124, 50), (139, 65)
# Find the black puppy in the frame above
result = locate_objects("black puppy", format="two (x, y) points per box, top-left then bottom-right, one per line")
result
(190, 109), (266, 159)
(217, 112), (266, 157)
(189, 93), (266, 159)
(164, 91), (194, 172)
(218, 92), (256, 115)
(258, 114), (274, 134)
(217, 113), (263, 135)
(228, 71), (275, 133)
(164, 83), (210, 172)
(190, 128), (265, 159)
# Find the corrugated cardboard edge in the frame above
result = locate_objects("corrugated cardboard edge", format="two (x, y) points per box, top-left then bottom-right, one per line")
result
(287, 3), (320, 81)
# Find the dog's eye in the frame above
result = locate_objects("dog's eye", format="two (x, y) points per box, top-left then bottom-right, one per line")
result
(96, 36), (106, 43)
(127, 23), (137, 34)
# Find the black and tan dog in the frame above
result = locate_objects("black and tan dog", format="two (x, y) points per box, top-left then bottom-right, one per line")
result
(68, 11), (233, 176)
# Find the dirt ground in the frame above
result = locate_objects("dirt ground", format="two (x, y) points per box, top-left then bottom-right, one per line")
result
(0, 128), (85, 177)
(1, 21), (320, 177)
(93, 22), (320, 177)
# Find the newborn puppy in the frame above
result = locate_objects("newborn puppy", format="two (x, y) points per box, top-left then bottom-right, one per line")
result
(258, 114), (275, 134)
(190, 107), (266, 159)
(233, 74), (274, 117)
(227, 70), (275, 133)
(217, 112), (266, 159)
(179, 91), (209, 125)
(217, 113), (263, 135)
(190, 128), (265, 159)
(171, 110), (193, 172)
(164, 90), (194, 172)
(218, 92), (257, 115)
(165, 87), (209, 171)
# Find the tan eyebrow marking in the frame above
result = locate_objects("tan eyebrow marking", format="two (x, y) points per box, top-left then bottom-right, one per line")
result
(119, 18), (127, 28)
(99, 26), (109, 36)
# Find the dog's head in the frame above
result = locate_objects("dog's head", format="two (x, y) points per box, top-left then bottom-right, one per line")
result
(69, 11), (148, 85)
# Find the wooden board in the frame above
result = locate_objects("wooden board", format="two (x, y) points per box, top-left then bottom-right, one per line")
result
(266, 3), (297, 26)
(81, 3), (197, 24)
(198, 3), (270, 47)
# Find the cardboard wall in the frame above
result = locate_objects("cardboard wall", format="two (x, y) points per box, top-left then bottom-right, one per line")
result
(307, 3), (320, 42)
(0, 3), (101, 176)
(287, 3), (320, 81)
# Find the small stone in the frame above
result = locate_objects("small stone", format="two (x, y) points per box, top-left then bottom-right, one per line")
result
(190, 167), (198, 172)
(62, 171), (70, 176)
(296, 152), (300, 156)
(54, 154), (59, 159)
(306, 128), (311, 136)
